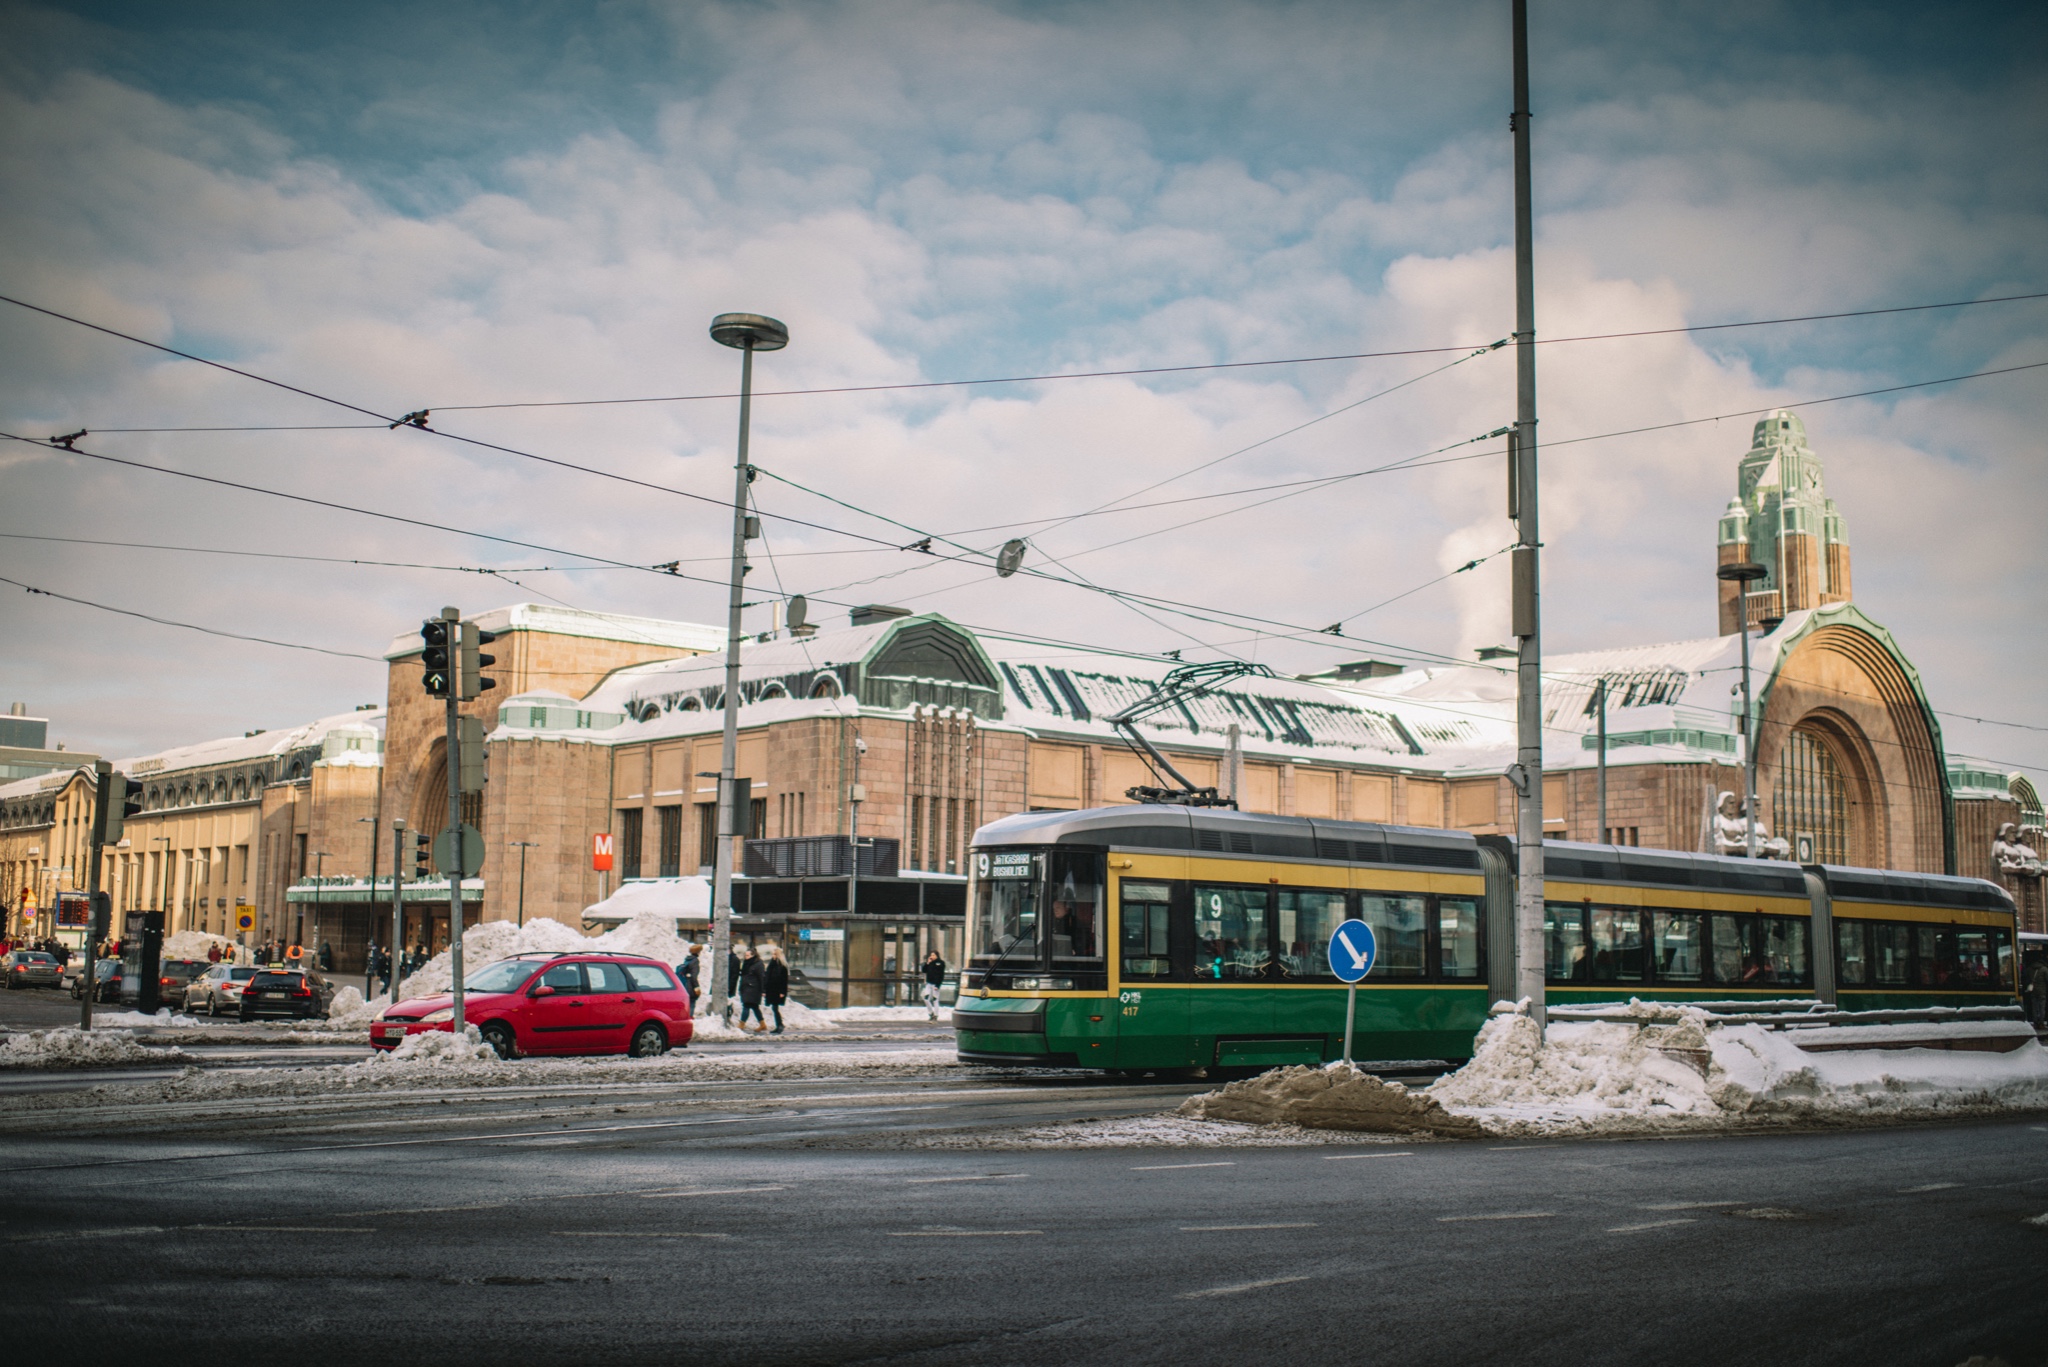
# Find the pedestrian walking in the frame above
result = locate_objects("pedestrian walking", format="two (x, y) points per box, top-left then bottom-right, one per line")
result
(921, 950), (947, 1021)
(207, 942), (222, 964)
(678, 945), (702, 1010)
(317, 941), (333, 972)
(762, 945), (789, 1035)
(737, 947), (766, 1032)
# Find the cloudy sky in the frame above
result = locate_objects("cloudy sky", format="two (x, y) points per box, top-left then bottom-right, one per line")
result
(1, 0), (2044, 779)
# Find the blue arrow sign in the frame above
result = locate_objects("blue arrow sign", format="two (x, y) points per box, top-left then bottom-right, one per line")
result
(1329, 919), (1377, 983)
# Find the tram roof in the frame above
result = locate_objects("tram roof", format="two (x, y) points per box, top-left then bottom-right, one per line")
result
(971, 805), (1483, 872)
(1499, 837), (2013, 911)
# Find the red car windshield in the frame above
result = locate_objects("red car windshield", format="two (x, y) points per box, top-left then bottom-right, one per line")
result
(462, 959), (545, 994)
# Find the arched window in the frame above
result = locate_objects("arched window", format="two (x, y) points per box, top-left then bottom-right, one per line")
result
(758, 682), (789, 700)
(810, 674), (843, 699)
(1775, 728), (1849, 865)
(679, 697), (703, 712)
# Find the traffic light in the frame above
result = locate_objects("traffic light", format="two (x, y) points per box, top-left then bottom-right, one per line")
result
(96, 770), (144, 846)
(459, 623), (498, 700)
(456, 715), (486, 794)
(414, 831), (433, 880)
(420, 619), (452, 697)
(89, 891), (111, 940)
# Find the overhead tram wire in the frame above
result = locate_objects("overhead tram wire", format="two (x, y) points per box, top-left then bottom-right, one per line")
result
(410, 289), (2048, 413)
(0, 571), (383, 661)
(0, 530), (890, 572)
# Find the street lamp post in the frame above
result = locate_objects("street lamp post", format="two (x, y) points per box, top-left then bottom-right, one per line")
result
(152, 836), (172, 943)
(306, 851), (330, 964)
(358, 816), (381, 996)
(509, 841), (539, 928)
(707, 310), (789, 1020)
(1717, 561), (1770, 857)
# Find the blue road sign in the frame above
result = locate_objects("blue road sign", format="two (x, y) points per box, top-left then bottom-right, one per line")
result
(1329, 919), (1377, 983)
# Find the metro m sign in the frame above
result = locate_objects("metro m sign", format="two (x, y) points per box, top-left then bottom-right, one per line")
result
(592, 832), (614, 872)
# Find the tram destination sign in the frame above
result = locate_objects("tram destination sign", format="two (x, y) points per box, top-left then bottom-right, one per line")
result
(984, 852), (1036, 880)
(1329, 919), (1377, 984)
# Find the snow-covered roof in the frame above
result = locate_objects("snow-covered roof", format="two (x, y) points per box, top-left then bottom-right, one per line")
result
(114, 709), (385, 779)
(383, 602), (723, 660)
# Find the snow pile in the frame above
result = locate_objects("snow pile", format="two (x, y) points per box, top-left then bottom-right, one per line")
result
(1417, 1000), (2048, 1137)
(93, 1009), (199, 1027)
(916, 1115), (1413, 1150)
(163, 929), (236, 960)
(325, 986), (379, 1025)
(1179, 1062), (1483, 1137)
(0, 1028), (188, 1069)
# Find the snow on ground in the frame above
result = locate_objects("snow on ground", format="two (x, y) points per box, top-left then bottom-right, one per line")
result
(1424, 1001), (2048, 1136)
(92, 1009), (199, 1027)
(913, 1115), (1417, 1150)
(0, 1028), (189, 1068)
(820, 1006), (944, 1023)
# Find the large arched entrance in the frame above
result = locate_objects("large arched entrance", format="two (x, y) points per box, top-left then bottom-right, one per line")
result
(1757, 608), (1950, 873)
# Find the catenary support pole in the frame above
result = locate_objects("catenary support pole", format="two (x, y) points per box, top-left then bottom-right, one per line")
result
(389, 818), (406, 1002)
(443, 607), (465, 1031)
(1595, 678), (1608, 841)
(1739, 601), (1757, 857)
(1510, 0), (1547, 1035)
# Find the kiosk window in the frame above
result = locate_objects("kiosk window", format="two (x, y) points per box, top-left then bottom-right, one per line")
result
(1359, 894), (1426, 979)
(1194, 886), (1270, 980)
(1120, 881), (1173, 980)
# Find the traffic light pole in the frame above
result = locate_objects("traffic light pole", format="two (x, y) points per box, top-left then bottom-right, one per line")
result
(389, 818), (406, 1002)
(79, 760), (112, 1031)
(441, 607), (467, 1034)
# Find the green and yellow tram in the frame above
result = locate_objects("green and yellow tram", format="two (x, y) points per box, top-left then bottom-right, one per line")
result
(953, 806), (2022, 1073)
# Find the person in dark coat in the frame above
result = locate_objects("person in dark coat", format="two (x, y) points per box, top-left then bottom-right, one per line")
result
(736, 948), (766, 1032)
(761, 946), (789, 1035)
(677, 946), (702, 1012)
(921, 951), (947, 1021)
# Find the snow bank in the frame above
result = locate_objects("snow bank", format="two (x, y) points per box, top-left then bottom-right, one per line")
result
(819, 1006), (943, 1023)
(915, 1115), (1412, 1150)
(0, 1028), (188, 1069)
(93, 1009), (199, 1028)
(163, 929), (236, 960)
(1179, 1062), (1482, 1137)
(1421, 1001), (2048, 1138)
(325, 986), (379, 1026)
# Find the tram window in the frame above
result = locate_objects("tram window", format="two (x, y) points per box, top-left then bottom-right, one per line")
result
(1437, 898), (1481, 980)
(1952, 930), (1994, 989)
(1194, 886), (1271, 980)
(1651, 911), (1705, 983)
(1359, 894), (1426, 979)
(1834, 921), (1868, 987)
(1120, 881), (1173, 980)
(1048, 851), (1103, 961)
(1761, 916), (1810, 987)
(1710, 914), (1768, 985)
(1278, 889), (1346, 977)
(1871, 922), (1910, 985)
(1545, 903), (1589, 982)
(1993, 928), (2015, 991)
(1589, 907), (1644, 983)
(1914, 926), (1960, 989)
(974, 853), (1042, 966)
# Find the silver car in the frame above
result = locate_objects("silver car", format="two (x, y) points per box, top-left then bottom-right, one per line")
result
(189, 964), (261, 1016)
(2, 950), (62, 990)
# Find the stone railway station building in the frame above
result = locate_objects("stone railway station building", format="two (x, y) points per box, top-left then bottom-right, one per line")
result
(6, 411), (2041, 984)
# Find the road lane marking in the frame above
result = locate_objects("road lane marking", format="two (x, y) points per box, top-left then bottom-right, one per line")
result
(191, 1225), (375, 1233)
(1438, 1211), (1555, 1222)
(638, 1186), (788, 1199)
(1487, 1144), (1565, 1150)
(888, 1229), (1043, 1237)
(556, 1231), (732, 1239)
(1181, 1223), (1316, 1232)
(1181, 1275), (1311, 1299)
(1608, 1219), (1696, 1234)
(1324, 1152), (1413, 1161)
(1639, 1201), (1741, 1211)
(5, 1226), (165, 1243)
(903, 1174), (1027, 1185)
(1132, 1161), (1236, 1171)
(1899, 1183), (1961, 1193)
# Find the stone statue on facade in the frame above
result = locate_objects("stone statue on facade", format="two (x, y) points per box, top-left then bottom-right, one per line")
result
(1714, 790), (1790, 859)
(1993, 822), (2042, 876)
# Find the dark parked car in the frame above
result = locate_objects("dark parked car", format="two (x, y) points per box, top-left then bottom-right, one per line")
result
(3, 950), (61, 990)
(151, 958), (210, 1010)
(238, 968), (335, 1021)
(70, 960), (121, 1002)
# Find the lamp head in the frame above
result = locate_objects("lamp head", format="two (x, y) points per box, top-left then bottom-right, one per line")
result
(710, 313), (789, 351)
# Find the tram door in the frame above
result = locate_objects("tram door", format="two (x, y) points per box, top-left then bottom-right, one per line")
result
(1113, 880), (1192, 1068)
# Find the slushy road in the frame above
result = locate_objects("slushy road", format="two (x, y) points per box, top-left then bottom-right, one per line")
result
(2, 1075), (2042, 1367)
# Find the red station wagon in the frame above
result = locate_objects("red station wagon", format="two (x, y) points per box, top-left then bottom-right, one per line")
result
(372, 952), (694, 1060)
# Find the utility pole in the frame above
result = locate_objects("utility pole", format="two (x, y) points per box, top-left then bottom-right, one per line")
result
(79, 761), (115, 1030)
(1509, 0), (1546, 1033)
(708, 312), (789, 1020)
(510, 841), (538, 928)
(1717, 562), (1768, 857)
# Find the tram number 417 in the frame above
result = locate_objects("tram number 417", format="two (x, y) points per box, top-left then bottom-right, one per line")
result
(1119, 989), (1143, 1017)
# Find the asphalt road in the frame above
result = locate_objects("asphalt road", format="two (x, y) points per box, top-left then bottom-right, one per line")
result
(2, 1046), (2044, 1367)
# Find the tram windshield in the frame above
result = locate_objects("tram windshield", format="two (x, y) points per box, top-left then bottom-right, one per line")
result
(971, 847), (1104, 975)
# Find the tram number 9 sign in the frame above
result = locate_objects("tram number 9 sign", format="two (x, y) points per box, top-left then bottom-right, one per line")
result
(1328, 920), (1377, 984)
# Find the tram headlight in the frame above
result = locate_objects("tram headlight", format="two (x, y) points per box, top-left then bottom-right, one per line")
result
(1005, 976), (1074, 991)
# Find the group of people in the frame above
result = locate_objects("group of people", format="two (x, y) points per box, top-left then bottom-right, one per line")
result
(671, 943), (950, 1028)
(2, 936), (71, 966)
